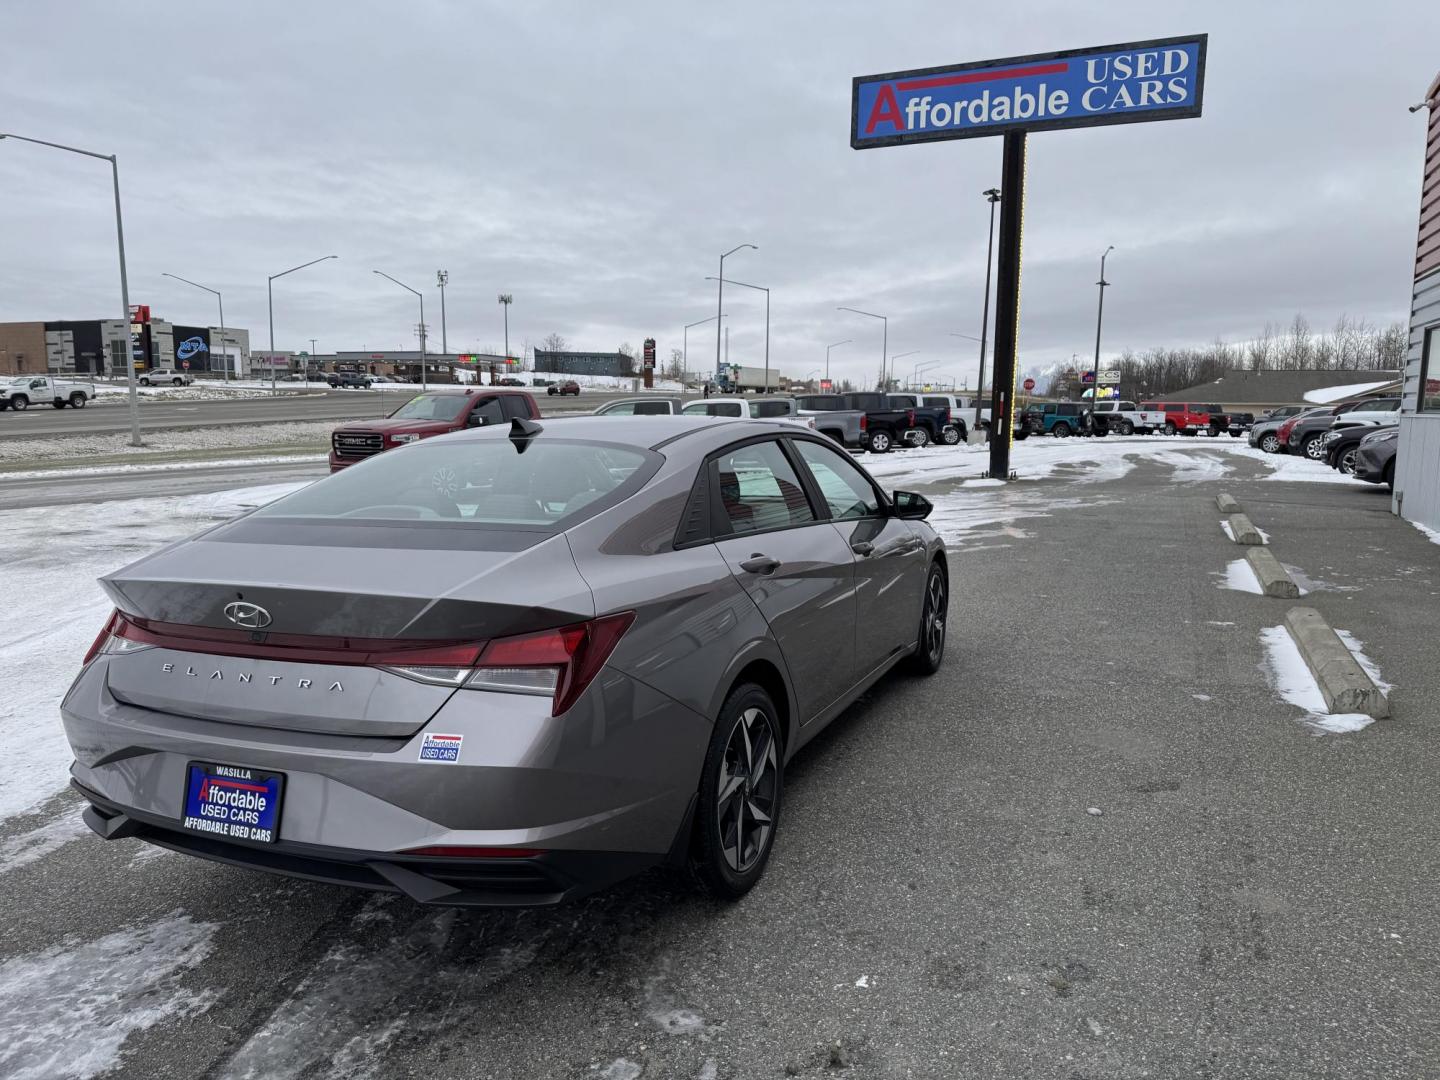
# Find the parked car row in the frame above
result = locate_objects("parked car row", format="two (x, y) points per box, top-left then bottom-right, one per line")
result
(1248, 398), (1402, 460)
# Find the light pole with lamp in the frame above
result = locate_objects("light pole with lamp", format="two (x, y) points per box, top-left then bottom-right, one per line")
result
(889, 350), (920, 389)
(436, 271), (449, 354)
(498, 294), (513, 375)
(1089, 246), (1115, 430)
(975, 187), (1001, 431)
(825, 339), (851, 384)
(705, 275), (769, 391)
(838, 306), (888, 389)
(913, 358), (944, 390)
(715, 244), (757, 382)
(373, 271), (428, 390)
(161, 272), (228, 383)
(0, 132), (142, 446)
(683, 314), (725, 389)
(269, 255), (338, 393)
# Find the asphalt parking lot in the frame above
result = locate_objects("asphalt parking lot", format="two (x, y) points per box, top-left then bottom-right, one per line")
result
(2, 448), (1437, 1080)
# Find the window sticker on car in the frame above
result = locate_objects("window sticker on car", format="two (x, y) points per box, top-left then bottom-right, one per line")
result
(419, 733), (463, 763)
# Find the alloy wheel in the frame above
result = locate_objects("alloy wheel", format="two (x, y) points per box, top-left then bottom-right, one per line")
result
(716, 707), (779, 874)
(924, 571), (946, 664)
(1340, 448), (1359, 475)
(941, 425), (962, 445)
(1304, 437), (1325, 460)
(1261, 434), (1280, 453)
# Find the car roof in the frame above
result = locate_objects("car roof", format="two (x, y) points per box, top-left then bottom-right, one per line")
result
(451, 414), (802, 452)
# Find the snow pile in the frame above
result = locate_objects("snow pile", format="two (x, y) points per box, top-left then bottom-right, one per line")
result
(1217, 559), (1264, 594)
(0, 913), (219, 1080)
(1258, 626), (1375, 734)
(1302, 381), (1395, 405)
(0, 482), (307, 821)
(92, 382), (301, 403)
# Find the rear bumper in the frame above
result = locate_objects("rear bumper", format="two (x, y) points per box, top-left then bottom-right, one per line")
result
(76, 781), (664, 906)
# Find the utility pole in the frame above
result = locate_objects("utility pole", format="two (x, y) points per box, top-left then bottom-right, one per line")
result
(987, 132), (1026, 480)
(436, 271), (449, 353)
(1089, 246), (1114, 431)
(976, 187), (1001, 431)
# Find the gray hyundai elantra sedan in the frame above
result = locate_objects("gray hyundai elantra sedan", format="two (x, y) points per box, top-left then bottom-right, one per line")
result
(63, 415), (947, 905)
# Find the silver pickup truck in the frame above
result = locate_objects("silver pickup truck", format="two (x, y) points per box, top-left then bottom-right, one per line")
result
(0, 375), (97, 411)
(792, 394), (868, 448)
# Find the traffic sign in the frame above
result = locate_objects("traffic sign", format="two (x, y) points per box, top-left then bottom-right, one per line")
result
(1022, 377), (1036, 391)
(1081, 371), (1095, 383)
(1098, 369), (1121, 383)
(181, 360), (190, 370)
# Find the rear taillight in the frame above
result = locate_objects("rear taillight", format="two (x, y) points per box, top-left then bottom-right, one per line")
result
(859, 414), (868, 431)
(906, 409), (916, 427)
(82, 609), (123, 665)
(463, 611), (635, 715)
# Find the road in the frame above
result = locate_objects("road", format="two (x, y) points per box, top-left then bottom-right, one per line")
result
(0, 387), (625, 439)
(2, 447), (1437, 1079)
(0, 458), (327, 510)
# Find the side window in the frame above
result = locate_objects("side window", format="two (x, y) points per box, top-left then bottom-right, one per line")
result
(1059, 404), (1079, 416)
(793, 439), (882, 521)
(923, 397), (949, 408)
(634, 400), (672, 415)
(681, 402), (711, 415)
(601, 401), (637, 415)
(469, 397), (505, 426)
(1164, 403), (1182, 413)
(1119, 402), (1136, 411)
(713, 441), (815, 535)
(750, 400), (790, 418)
(500, 395), (530, 420)
(890, 395), (917, 407)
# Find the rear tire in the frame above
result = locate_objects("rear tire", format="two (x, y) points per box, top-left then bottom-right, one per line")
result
(692, 684), (783, 900)
(1052, 422), (1072, 438)
(1164, 422), (1176, 436)
(1119, 420), (1135, 436)
(52, 401), (65, 409)
(70, 393), (86, 409)
(867, 430), (893, 453)
(906, 562), (948, 675)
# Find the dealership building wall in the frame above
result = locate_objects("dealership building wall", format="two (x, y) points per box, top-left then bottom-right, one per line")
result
(0, 319), (250, 376)
(1394, 71), (1440, 534)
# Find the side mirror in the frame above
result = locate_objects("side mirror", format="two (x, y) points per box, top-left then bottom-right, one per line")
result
(891, 490), (933, 520)
(467, 413), (486, 427)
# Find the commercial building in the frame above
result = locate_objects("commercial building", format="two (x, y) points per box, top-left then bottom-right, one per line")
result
(533, 350), (636, 378)
(0, 313), (250, 377)
(1394, 70), (1440, 533)
(1153, 369), (1401, 412)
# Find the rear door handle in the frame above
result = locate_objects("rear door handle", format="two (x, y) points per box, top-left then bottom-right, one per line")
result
(740, 554), (781, 575)
(851, 541), (874, 556)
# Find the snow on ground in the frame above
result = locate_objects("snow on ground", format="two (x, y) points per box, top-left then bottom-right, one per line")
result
(0, 421), (338, 465)
(0, 913), (219, 1080)
(1335, 630), (1394, 695)
(1411, 520), (1440, 546)
(1302, 380), (1396, 405)
(1259, 626), (1375, 734)
(1218, 559), (1265, 594)
(0, 482), (307, 822)
(92, 381), (303, 403)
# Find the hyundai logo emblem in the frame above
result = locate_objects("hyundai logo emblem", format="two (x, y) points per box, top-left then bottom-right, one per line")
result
(223, 601), (272, 629)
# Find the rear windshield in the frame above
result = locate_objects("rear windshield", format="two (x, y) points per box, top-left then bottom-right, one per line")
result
(795, 395), (844, 410)
(254, 439), (653, 528)
(749, 400), (791, 418)
(683, 401), (743, 416)
(922, 396), (950, 407)
(389, 394), (474, 422)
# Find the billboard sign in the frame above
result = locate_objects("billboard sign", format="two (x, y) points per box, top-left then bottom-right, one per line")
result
(852, 36), (1206, 149)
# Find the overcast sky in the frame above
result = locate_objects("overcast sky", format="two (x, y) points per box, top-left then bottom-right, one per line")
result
(2, 0), (1437, 387)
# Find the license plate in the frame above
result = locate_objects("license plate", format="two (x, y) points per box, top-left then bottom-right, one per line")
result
(181, 762), (284, 844)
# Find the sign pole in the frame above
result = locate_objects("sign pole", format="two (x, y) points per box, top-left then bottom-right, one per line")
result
(987, 131), (1026, 480)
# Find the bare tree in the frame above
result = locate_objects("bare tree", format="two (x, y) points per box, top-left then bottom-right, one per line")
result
(1246, 323), (1276, 370)
(540, 333), (567, 355)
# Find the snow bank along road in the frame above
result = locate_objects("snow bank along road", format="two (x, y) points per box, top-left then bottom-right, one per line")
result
(2, 438), (1438, 1080)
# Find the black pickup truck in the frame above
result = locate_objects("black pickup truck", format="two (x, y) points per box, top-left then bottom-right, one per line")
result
(834, 393), (927, 453)
(883, 393), (962, 446)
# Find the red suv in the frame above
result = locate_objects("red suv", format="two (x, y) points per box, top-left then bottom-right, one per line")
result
(328, 389), (540, 472)
(546, 380), (581, 396)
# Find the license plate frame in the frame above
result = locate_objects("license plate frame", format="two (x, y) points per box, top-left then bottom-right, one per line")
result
(181, 761), (285, 845)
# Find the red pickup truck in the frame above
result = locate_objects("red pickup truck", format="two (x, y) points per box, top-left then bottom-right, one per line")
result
(1141, 401), (1230, 437)
(329, 388), (541, 471)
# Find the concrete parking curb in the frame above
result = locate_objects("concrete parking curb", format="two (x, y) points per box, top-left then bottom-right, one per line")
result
(1284, 607), (1391, 719)
(1246, 548), (1301, 598)
(1229, 513), (1266, 545)
(1216, 493), (1241, 514)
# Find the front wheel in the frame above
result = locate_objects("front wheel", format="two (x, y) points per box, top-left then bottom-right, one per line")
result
(172, 378), (183, 386)
(906, 562), (947, 675)
(867, 430), (893, 453)
(1260, 433), (1281, 453)
(692, 684), (783, 900)
(1339, 448), (1359, 475)
(1052, 422), (1072, 438)
(139, 378), (151, 387)
(940, 424), (962, 446)
(910, 427), (931, 448)
(10, 395), (28, 411)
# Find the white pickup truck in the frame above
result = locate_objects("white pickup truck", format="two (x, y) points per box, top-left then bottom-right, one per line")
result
(1091, 399), (1167, 435)
(0, 375), (97, 411)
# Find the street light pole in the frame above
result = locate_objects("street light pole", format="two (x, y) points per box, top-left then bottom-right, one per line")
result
(437, 271), (449, 354)
(1, 132), (142, 446)
(684, 314), (724, 389)
(374, 270), (429, 390)
(889, 350), (920, 388)
(1089, 246), (1115, 428)
(705, 276), (769, 390)
(976, 187), (1001, 430)
(161, 272), (227, 382)
(269, 255), (338, 393)
(716, 244), (757, 384)
(825, 339), (851, 383)
(498, 294), (513, 372)
(837, 307), (887, 390)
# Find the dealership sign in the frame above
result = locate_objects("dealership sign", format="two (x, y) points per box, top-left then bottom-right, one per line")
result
(852, 36), (1205, 148)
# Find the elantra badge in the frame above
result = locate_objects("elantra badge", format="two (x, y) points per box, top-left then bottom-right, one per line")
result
(223, 601), (272, 629)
